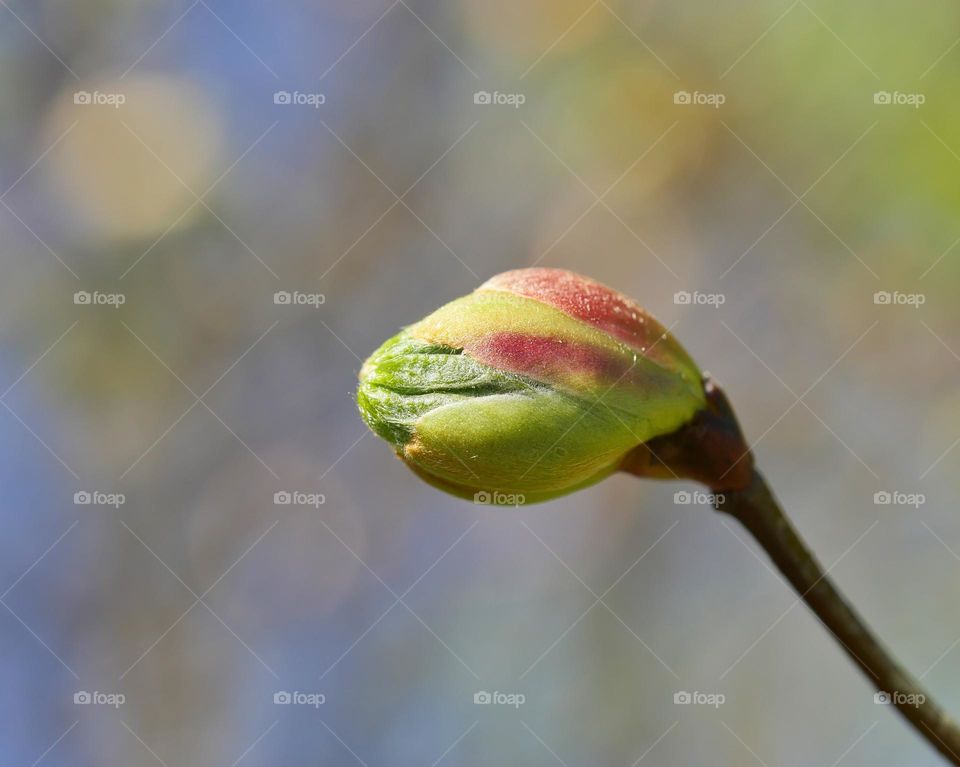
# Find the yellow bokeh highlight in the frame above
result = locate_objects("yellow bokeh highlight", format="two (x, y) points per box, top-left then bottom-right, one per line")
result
(464, 0), (608, 66)
(43, 74), (224, 241)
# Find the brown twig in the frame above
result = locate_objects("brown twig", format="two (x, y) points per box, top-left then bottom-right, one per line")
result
(719, 471), (960, 765)
(623, 376), (960, 765)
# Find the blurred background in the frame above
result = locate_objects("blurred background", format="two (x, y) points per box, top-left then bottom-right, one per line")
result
(2, 1), (960, 765)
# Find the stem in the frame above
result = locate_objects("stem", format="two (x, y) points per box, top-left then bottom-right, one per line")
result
(720, 470), (960, 765)
(626, 376), (960, 761)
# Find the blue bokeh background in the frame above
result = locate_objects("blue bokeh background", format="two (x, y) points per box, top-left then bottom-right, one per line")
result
(2, 2), (960, 765)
